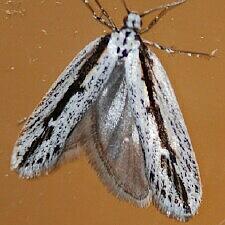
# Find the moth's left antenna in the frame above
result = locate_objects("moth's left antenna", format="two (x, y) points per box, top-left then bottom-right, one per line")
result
(83, 0), (117, 30)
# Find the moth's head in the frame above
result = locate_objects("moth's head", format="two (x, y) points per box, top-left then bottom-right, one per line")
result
(123, 13), (142, 31)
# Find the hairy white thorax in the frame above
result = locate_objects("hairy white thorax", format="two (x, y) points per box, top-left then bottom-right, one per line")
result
(124, 13), (142, 31)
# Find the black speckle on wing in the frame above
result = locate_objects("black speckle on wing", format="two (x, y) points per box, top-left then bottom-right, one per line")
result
(139, 41), (191, 214)
(18, 35), (110, 169)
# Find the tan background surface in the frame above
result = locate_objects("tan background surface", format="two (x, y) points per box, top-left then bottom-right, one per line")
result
(0, 0), (224, 225)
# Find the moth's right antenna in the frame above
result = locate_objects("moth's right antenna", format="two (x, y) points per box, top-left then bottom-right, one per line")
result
(140, 0), (186, 17)
(122, 0), (130, 14)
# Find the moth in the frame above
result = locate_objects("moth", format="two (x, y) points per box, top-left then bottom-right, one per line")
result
(11, 0), (215, 221)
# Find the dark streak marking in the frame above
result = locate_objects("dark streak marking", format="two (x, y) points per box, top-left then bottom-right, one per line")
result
(125, 31), (131, 37)
(123, 38), (127, 45)
(146, 106), (151, 113)
(19, 126), (54, 167)
(195, 185), (199, 193)
(18, 35), (110, 168)
(53, 145), (60, 155)
(161, 189), (166, 198)
(46, 153), (50, 160)
(122, 49), (128, 57)
(37, 158), (43, 164)
(150, 171), (155, 182)
(156, 181), (159, 190)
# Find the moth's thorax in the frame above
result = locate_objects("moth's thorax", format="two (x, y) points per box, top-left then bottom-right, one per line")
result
(124, 13), (142, 31)
(109, 28), (140, 58)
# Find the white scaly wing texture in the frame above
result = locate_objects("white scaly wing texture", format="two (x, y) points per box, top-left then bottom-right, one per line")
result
(11, 35), (118, 178)
(124, 43), (201, 221)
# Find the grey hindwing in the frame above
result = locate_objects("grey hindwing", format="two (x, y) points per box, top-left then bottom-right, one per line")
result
(83, 62), (151, 207)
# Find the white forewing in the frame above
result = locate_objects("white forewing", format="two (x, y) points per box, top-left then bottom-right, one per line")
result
(11, 35), (118, 178)
(124, 42), (201, 220)
(148, 50), (202, 218)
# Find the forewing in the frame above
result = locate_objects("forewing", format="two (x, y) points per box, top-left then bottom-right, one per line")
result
(11, 35), (119, 178)
(124, 43), (201, 221)
(83, 62), (151, 206)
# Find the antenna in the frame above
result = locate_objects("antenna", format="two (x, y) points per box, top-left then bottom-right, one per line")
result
(140, 0), (186, 17)
(121, 0), (130, 14)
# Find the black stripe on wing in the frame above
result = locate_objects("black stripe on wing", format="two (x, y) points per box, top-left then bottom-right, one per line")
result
(139, 41), (191, 215)
(18, 35), (110, 169)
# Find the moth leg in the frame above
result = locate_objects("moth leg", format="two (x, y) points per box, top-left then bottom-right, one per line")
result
(94, 0), (117, 30)
(82, 0), (114, 30)
(144, 40), (217, 59)
(140, 0), (186, 34)
(140, 0), (186, 17)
